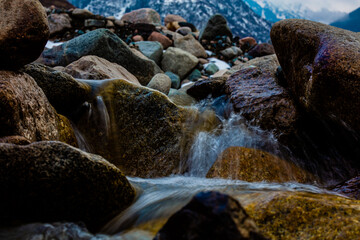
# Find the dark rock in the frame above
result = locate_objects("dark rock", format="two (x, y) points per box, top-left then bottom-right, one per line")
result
(84, 19), (106, 28)
(165, 71), (181, 89)
(200, 14), (232, 41)
(187, 77), (227, 100)
(187, 69), (202, 81)
(39, 0), (74, 9)
(333, 176), (360, 200)
(154, 191), (267, 240)
(247, 43), (275, 59)
(0, 141), (135, 231)
(39, 28), (162, 85)
(0, 0), (49, 69)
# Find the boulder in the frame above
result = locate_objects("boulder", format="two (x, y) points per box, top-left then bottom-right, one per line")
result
(270, 19), (360, 132)
(247, 43), (275, 59)
(148, 31), (172, 49)
(174, 34), (207, 58)
(154, 191), (267, 240)
(134, 41), (163, 65)
(200, 14), (232, 41)
(147, 73), (172, 95)
(22, 63), (92, 115)
(162, 47), (199, 79)
(207, 147), (316, 183)
(48, 13), (72, 36)
(0, 0), (49, 69)
(187, 77), (227, 100)
(39, 29), (162, 85)
(164, 14), (186, 25)
(0, 141), (135, 230)
(71, 8), (94, 18)
(165, 71), (181, 89)
(333, 176), (360, 200)
(62, 55), (140, 85)
(121, 8), (161, 26)
(204, 63), (220, 75)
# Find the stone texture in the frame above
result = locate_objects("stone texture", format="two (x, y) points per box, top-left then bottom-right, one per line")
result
(154, 191), (267, 240)
(0, 0), (49, 69)
(62, 55), (140, 85)
(200, 14), (232, 41)
(121, 8), (161, 26)
(148, 31), (172, 49)
(164, 14), (186, 25)
(48, 13), (72, 36)
(0, 141), (135, 230)
(271, 19), (360, 133)
(147, 73), (172, 95)
(247, 43), (275, 59)
(134, 41), (163, 65)
(174, 34), (207, 58)
(39, 29), (162, 85)
(162, 47), (199, 79)
(207, 147), (316, 183)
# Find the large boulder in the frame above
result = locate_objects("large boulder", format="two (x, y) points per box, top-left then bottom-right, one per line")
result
(39, 29), (162, 85)
(47, 13), (72, 36)
(162, 47), (199, 79)
(22, 63), (92, 115)
(0, 141), (135, 230)
(271, 19), (360, 133)
(207, 147), (316, 183)
(174, 34), (207, 58)
(62, 55), (140, 85)
(120, 8), (161, 26)
(0, 0), (49, 69)
(154, 191), (267, 240)
(134, 41), (163, 65)
(200, 14), (232, 41)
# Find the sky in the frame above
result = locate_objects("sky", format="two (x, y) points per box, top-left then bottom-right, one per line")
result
(268, 0), (360, 12)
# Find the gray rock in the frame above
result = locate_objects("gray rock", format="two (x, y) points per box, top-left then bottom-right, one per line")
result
(48, 13), (72, 36)
(165, 71), (181, 89)
(120, 8), (161, 26)
(72, 8), (94, 18)
(147, 73), (172, 95)
(200, 14), (232, 41)
(174, 34), (207, 58)
(134, 41), (163, 65)
(220, 46), (243, 59)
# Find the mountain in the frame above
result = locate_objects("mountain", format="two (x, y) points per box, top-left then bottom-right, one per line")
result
(68, 0), (272, 42)
(331, 7), (360, 32)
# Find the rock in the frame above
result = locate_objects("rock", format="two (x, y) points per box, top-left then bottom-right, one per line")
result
(187, 77), (227, 100)
(114, 19), (125, 27)
(62, 55), (140, 85)
(166, 21), (181, 31)
(22, 63), (91, 115)
(0, 0), (49, 69)
(39, 29), (162, 85)
(134, 41), (163, 65)
(106, 20), (115, 28)
(230, 54), (279, 74)
(200, 14), (232, 41)
(174, 34), (207, 58)
(148, 31), (172, 49)
(147, 73), (172, 95)
(132, 35), (145, 42)
(162, 29), (183, 41)
(0, 70), (73, 143)
(0, 136), (31, 145)
(84, 19), (106, 28)
(48, 13), (72, 36)
(247, 43), (275, 59)
(71, 8), (94, 18)
(187, 69), (202, 81)
(154, 191), (267, 240)
(271, 19), (360, 133)
(165, 71), (181, 89)
(164, 14), (186, 25)
(0, 141), (135, 230)
(220, 46), (243, 59)
(225, 56), (298, 138)
(162, 47), (199, 79)
(204, 63), (220, 75)
(198, 58), (209, 65)
(176, 27), (192, 36)
(121, 8), (161, 26)
(207, 147), (316, 183)
(168, 88), (196, 106)
(39, 0), (74, 9)
(239, 37), (257, 52)
(333, 176), (360, 200)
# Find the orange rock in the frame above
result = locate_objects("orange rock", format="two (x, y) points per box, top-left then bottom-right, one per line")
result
(149, 32), (172, 49)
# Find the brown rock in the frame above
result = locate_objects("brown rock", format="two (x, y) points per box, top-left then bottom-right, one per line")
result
(71, 8), (94, 18)
(207, 147), (316, 183)
(239, 37), (257, 52)
(174, 34), (207, 58)
(271, 19), (360, 133)
(121, 8), (161, 26)
(132, 35), (144, 42)
(0, 136), (31, 145)
(164, 14), (187, 25)
(247, 43), (275, 58)
(48, 13), (72, 36)
(166, 21), (181, 31)
(148, 31), (173, 49)
(0, 0), (49, 69)
(333, 176), (360, 200)
(187, 77), (227, 100)
(39, 0), (74, 9)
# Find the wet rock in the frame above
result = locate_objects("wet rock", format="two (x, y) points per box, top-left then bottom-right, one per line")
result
(48, 13), (72, 36)
(148, 31), (172, 49)
(62, 55), (140, 85)
(187, 77), (227, 100)
(333, 176), (360, 200)
(247, 43), (275, 59)
(134, 41), (163, 65)
(207, 147), (316, 183)
(71, 8), (94, 18)
(165, 71), (181, 89)
(154, 191), (267, 240)
(164, 14), (186, 25)
(0, 141), (135, 230)
(271, 19), (360, 133)
(174, 34), (207, 58)
(0, 0), (49, 69)
(162, 47), (199, 79)
(22, 63), (91, 115)
(204, 63), (220, 75)
(121, 8), (161, 26)
(84, 19), (106, 28)
(200, 14), (232, 41)
(220, 46), (243, 59)
(147, 73), (172, 95)
(239, 37), (257, 52)
(168, 88), (196, 106)
(39, 29), (161, 85)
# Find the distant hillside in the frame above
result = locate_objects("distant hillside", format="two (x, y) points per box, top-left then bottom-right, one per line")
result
(40, 0), (75, 9)
(331, 7), (360, 32)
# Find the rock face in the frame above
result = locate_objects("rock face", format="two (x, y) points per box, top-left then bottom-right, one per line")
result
(174, 34), (207, 58)
(200, 14), (232, 41)
(0, 141), (135, 230)
(39, 29), (162, 85)
(134, 41), (163, 65)
(22, 63), (91, 115)
(162, 47), (199, 79)
(62, 55), (140, 85)
(121, 8), (161, 26)
(147, 73), (172, 95)
(271, 19), (360, 133)
(0, 0), (49, 69)
(48, 13), (72, 36)
(207, 147), (316, 183)
(154, 191), (267, 240)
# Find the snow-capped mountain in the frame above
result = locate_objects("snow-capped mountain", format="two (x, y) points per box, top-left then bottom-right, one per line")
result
(331, 7), (360, 32)
(68, 0), (273, 43)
